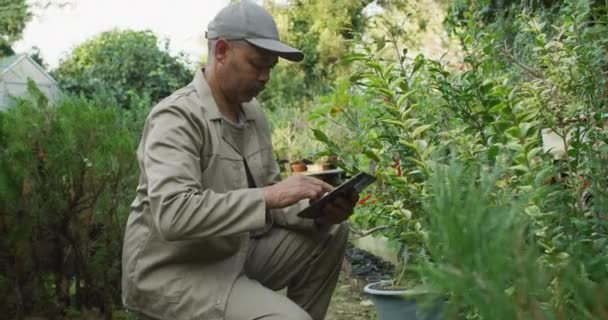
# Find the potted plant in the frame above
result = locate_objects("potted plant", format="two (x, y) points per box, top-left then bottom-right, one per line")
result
(363, 280), (444, 320)
(359, 203), (445, 320)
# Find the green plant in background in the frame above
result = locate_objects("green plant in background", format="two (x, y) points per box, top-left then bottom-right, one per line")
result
(267, 105), (322, 165)
(258, 0), (381, 173)
(0, 0), (31, 57)
(258, 0), (376, 113)
(52, 29), (193, 110)
(0, 82), (137, 318)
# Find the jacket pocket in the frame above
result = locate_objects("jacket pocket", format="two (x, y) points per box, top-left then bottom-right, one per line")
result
(201, 152), (248, 192)
(245, 147), (276, 187)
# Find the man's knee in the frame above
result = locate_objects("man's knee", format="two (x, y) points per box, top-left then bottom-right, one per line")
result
(335, 221), (349, 241)
(328, 221), (349, 251)
(277, 310), (313, 320)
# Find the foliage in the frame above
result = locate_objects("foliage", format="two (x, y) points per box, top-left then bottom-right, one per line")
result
(310, 28), (447, 283)
(311, 3), (608, 316)
(0, 0), (31, 56)
(0, 82), (137, 318)
(52, 29), (192, 109)
(261, 0), (386, 171)
(421, 162), (608, 319)
(267, 104), (322, 164)
(259, 0), (375, 112)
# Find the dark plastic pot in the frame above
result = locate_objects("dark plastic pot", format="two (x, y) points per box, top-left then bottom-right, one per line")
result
(364, 281), (444, 320)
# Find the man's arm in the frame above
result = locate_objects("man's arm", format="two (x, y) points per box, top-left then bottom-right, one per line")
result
(145, 105), (268, 241)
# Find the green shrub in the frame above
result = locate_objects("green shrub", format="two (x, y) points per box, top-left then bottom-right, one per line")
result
(52, 29), (192, 109)
(310, 0), (608, 310)
(0, 81), (137, 318)
(421, 162), (608, 319)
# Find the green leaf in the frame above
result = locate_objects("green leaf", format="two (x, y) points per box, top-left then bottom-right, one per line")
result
(405, 157), (428, 174)
(403, 118), (420, 129)
(399, 139), (420, 153)
(505, 126), (521, 139)
(510, 165), (529, 173)
(341, 52), (368, 64)
(526, 147), (542, 162)
(378, 87), (396, 100)
(381, 119), (406, 128)
(311, 128), (330, 145)
(412, 54), (425, 74)
(411, 124), (432, 139)
(396, 91), (415, 109)
(363, 150), (381, 162)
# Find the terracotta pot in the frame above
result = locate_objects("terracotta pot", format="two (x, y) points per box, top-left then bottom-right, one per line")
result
(290, 162), (307, 172)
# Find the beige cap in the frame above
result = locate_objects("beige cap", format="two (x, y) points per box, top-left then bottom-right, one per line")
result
(206, 1), (304, 62)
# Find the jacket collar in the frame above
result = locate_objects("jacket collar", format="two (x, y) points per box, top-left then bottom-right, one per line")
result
(193, 68), (256, 121)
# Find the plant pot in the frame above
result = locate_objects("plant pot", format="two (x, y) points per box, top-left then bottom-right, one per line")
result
(364, 281), (444, 320)
(306, 163), (323, 172)
(290, 162), (307, 173)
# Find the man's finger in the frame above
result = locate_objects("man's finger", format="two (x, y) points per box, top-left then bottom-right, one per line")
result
(304, 176), (335, 192)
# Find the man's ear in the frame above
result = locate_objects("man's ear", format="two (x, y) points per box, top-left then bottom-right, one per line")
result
(213, 39), (232, 64)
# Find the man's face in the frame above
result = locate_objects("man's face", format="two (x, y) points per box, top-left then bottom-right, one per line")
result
(217, 40), (278, 104)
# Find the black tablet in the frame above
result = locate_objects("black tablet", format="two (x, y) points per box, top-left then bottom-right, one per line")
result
(297, 172), (376, 219)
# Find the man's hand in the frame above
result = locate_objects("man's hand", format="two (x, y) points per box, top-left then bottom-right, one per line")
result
(315, 192), (359, 225)
(263, 175), (334, 209)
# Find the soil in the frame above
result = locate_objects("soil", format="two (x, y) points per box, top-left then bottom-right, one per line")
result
(345, 243), (394, 284)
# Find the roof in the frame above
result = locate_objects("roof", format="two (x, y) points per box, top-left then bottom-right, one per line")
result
(0, 54), (26, 74)
(0, 53), (57, 85)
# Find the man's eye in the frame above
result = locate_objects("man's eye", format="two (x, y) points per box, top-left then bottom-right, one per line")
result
(251, 62), (271, 71)
(250, 62), (262, 69)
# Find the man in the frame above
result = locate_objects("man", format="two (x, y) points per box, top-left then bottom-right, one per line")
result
(121, 2), (357, 320)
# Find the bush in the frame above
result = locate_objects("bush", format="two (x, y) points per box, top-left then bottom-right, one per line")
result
(0, 82), (137, 318)
(421, 162), (608, 319)
(52, 29), (193, 109)
(310, 0), (608, 315)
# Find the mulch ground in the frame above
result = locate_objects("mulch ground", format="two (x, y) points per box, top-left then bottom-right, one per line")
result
(325, 243), (395, 320)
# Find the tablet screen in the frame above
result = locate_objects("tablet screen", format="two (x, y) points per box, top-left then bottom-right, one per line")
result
(297, 172), (376, 219)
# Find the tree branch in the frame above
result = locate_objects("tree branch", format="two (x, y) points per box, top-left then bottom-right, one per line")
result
(349, 225), (390, 239)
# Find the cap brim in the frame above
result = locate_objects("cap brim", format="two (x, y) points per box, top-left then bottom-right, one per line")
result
(246, 38), (304, 62)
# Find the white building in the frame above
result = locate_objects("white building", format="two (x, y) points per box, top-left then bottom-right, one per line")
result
(0, 54), (59, 111)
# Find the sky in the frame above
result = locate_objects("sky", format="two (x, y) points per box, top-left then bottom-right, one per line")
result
(13, 0), (234, 69)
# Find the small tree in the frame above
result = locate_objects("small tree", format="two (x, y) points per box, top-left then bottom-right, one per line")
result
(52, 29), (193, 109)
(0, 0), (31, 56)
(0, 82), (137, 318)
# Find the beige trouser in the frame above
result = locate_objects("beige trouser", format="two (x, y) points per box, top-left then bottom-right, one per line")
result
(132, 223), (348, 320)
(224, 222), (349, 320)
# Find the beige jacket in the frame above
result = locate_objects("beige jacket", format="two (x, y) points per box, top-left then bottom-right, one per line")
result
(122, 69), (315, 320)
